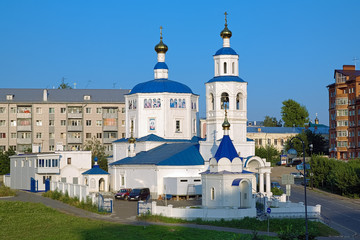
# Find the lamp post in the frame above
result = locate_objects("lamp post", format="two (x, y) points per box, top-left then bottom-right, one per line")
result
(287, 136), (308, 240)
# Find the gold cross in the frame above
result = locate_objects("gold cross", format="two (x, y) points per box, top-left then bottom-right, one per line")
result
(224, 12), (228, 25)
(160, 26), (163, 39)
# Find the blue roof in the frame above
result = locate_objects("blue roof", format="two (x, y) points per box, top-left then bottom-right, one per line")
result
(214, 135), (239, 161)
(129, 79), (193, 94)
(232, 178), (243, 186)
(110, 143), (204, 166)
(207, 76), (246, 83)
(201, 170), (254, 175)
(154, 62), (168, 69)
(113, 134), (202, 143)
(214, 47), (237, 56)
(82, 165), (109, 175)
(247, 126), (329, 135)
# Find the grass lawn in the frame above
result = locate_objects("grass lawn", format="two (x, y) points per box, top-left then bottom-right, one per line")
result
(0, 201), (277, 240)
(138, 215), (339, 238)
(0, 185), (16, 197)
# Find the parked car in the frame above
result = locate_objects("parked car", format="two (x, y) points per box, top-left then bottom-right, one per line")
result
(128, 188), (150, 201)
(290, 172), (303, 179)
(271, 182), (281, 190)
(286, 159), (302, 167)
(114, 188), (132, 200)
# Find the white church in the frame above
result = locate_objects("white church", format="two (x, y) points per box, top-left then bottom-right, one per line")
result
(108, 14), (272, 207)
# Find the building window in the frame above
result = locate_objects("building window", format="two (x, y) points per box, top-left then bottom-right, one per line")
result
(176, 120), (181, 132)
(67, 158), (71, 165)
(0, 120), (5, 126)
(69, 119), (82, 126)
(49, 108), (55, 114)
(10, 107), (16, 113)
(210, 93), (214, 110)
(0, 107), (5, 113)
(86, 133), (91, 138)
(49, 133), (55, 139)
(35, 107), (42, 114)
(36, 133), (42, 139)
(0, 133), (6, 138)
(274, 139), (278, 145)
(68, 107), (82, 114)
(11, 133), (17, 138)
(96, 108), (102, 114)
(86, 120), (91, 126)
(96, 133), (102, 138)
(86, 107), (91, 114)
(122, 133), (125, 138)
(121, 176), (125, 186)
(96, 120), (102, 126)
(10, 120), (16, 126)
(232, 62), (235, 74)
(267, 139), (271, 145)
(224, 62), (227, 74)
(49, 120), (54, 126)
(61, 133), (66, 139)
(49, 145), (54, 151)
(73, 177), (78, 184)
(61, 120), (66, 126)
(220, 92), (229, 109)
(121, 120), (125, 126)
(60, 108), (66, 113)
(121, 108), (125, 113)
(210, 187), (215, 200)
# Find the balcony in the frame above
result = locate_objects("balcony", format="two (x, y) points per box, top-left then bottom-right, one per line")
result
(17, 113), (31, 119)
(103, 125), (117, 131)
(36, 167), (60, 174)
(67, 137), (82, 144)
(68, 113), (82, 119)
(17, 138), (32, 144)
(67, 126), (83, 131)
(103, 112), (118, 119)
(103, 138), (116, 144)
(17, 125), (31, 131)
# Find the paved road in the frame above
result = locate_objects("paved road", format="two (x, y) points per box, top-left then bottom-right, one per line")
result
(289, 183), (360, 239)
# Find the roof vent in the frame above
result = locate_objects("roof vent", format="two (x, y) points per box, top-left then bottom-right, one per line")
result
(84, 95), (91, 101)
(43, 89), (48, 101)
(6, 94), (14, 100)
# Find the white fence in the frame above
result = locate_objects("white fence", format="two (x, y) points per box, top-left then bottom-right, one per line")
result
(50, 181), (96, 203)
(3, 175), (11, 187)
(269, 201), (321, 219)
(143, 201), (257, 220)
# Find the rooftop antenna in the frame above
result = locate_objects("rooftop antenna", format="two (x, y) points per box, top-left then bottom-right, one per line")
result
(353, 57), (359, 69)
(73, 82), (77, 89)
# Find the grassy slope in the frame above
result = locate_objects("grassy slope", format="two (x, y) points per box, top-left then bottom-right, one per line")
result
(0, 201), (277, 240)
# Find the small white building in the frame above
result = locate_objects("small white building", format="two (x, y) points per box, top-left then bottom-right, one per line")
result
(9, 151), (91, 191)
(82, 157), (110, 192)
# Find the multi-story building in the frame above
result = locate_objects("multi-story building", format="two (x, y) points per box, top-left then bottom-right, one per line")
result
(328, 65), (360, 159)
(0, 88), (129, 155)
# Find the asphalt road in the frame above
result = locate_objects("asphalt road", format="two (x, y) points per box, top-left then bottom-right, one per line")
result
(289, 183), (360, 239)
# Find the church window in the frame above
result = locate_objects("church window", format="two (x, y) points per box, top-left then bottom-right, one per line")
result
(221, 92), (229, 109)
(210, 187), (215, 200)
(175, 120), (181, 132)
(210, 93), (214, 110)
(232, 62), (235, 74)
(236, 93), (243, 110)
(216, 62), (219, 75)
(224, 62), (227, 74)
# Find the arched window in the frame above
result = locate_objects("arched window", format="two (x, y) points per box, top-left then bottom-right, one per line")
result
(221, 92), (229, 109)
(211, 187), (215, 200)
(236, 93), (243, 110)
(210, 93), (214, 110)
(216, 62), (219, 75)
(232, 62), (235, 74)
(224, 62), (227, 74)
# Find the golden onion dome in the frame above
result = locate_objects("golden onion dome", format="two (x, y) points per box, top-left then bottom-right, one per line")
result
(220, 25), (232, 39)
(154, 38), (168, 53)
(128, 136), (136, 144)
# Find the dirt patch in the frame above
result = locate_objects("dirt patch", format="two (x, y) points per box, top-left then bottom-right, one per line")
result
(271, 166), (299, 181)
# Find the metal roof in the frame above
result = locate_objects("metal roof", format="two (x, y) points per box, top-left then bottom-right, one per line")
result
(201, 170), (254, 175)
(110, 142), (204, 166)
(214, 135), (239, 161)
(82, 165), (109, 175)
(214, 47), (238, 56)
(247, 126), (329, 135)
(129, 79), (193, 94)
(154, 62), (169, 69)
(113, 134), (202, 143)
(0, 88), (130, 103)
(207, 76), (246, 83)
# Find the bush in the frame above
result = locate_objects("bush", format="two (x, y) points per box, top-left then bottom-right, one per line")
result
(271, 187), (283, 196)
(0, 185), (16, 197)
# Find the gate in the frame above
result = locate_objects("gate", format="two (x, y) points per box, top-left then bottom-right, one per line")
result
(45, 178), (50, 192)
(98, 193), (113, 213)
(137, 201), (152, 215)
(30, 177), (38, 192)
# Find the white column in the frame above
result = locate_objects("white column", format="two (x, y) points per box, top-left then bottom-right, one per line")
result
(259, 173), (264, 193)
(265, 172), (271, 194)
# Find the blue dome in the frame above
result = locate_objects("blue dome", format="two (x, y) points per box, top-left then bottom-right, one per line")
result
(207, 76), (245, 83)
(214, 47), (237, 56)
(130, 79), (193, 94)
(154, 62), (168, 69)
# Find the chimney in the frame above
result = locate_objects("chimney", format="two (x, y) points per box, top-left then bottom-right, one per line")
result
(43, 89), (48, 101)
(343, 65), (355, 71)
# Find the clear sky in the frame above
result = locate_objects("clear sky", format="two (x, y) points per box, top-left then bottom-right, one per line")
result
(1, 0), (359, 124)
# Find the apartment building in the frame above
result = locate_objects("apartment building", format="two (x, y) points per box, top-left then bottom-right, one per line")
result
(0, 88), (129, 155)
(327, 65), (360, 159)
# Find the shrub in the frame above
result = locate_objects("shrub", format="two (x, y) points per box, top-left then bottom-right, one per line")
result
(0, 185), (16, 197)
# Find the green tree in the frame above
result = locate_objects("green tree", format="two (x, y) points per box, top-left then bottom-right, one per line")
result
(281, 99), (309, 127)
(0, 147), (16, 174)
(255, 145), (280, 165)
(263, 115), (282, 127)
(58, 78), (72, 89)
(83, 137), (108, 172)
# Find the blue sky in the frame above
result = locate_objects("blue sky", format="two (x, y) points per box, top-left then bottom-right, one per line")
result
(1, 1), (359, 124)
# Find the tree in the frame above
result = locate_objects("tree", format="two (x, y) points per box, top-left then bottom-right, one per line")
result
(58, 78), (72, 89)
(0, 147), (16, 174)
(83, 137), (108, 171)
(284, 130), (328, 157)
(263, 115), (282, 127)
(255, 145), (280, 165)
(281, 99), (309, 127)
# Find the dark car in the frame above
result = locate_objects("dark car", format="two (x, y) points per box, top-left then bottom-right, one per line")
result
(286, 159), (302, 167)
(114, 188), (132, 200)
(128, 188), (150, 201)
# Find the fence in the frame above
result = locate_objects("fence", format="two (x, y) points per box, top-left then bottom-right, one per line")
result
(98, 193), (113, 213)
(50, 181), (93, 203)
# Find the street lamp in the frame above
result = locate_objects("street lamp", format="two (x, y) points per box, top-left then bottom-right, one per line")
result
(287, 136), (308, 240)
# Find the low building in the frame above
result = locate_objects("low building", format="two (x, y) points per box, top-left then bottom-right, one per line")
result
(9, 151), (91, 191)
